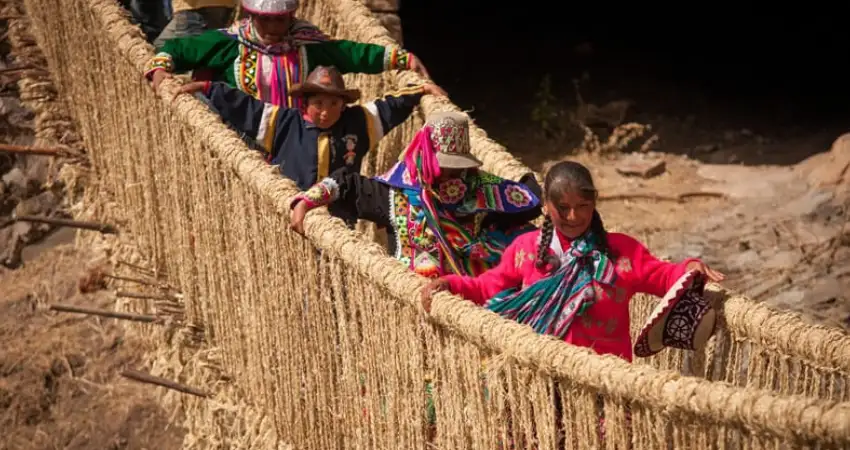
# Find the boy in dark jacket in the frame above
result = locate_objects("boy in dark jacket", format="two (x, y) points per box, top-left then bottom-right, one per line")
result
(178, 65), (446, 190)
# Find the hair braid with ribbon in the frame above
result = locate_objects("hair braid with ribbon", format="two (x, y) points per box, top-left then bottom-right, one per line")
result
(534, 216), (558, 271)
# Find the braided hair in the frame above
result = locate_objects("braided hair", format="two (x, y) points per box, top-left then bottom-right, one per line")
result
(534, 161), (613, 273)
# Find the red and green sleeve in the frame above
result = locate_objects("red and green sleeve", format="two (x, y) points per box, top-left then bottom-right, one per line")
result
(303, 40), (415, 74)
(144, 30), (240, 81)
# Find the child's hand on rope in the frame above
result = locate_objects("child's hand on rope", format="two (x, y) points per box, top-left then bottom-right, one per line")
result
(177, 81), (209, 96)
(422, 83), (448, 98)
(421, 278), (450, 314)
(409, 54), (431, 80)
(150, 69), (172, 93)
(289, 201), (309, 236)
(686, 260), (726, 283)
(168, 81), (211, 103)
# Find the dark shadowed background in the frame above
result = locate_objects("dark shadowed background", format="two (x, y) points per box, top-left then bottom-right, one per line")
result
(398, 3), (850, 154)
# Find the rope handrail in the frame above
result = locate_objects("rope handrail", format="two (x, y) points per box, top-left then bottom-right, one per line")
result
(8, 0), (850, 446)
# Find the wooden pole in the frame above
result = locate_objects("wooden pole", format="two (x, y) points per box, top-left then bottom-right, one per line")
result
(8, 215), (119, 234)
(599, 191), (726, 203)
(103, 273), (165, 288)
(0, 143), (67, 156)
(0, 64), (47, 75)
(48, 303), (160, 323)
(116, 290), (178, 301)
(121, 369), (210, 398)
(117, 260), (159, 276)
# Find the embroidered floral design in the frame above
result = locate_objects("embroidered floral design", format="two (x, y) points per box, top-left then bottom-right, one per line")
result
(662, 285), (711, 349)
(614, 287), (628, 304)
(445, 227), (468, 248)
(605, 318), (618, 335)
(468, 243), (485, 259)
(383, 46), (413, 70)
(504, 185), (532, 208)
(438, 178), (467, 204)
(477, 172), (504, 185)
(413, 252), (440, 278)
(294, 177), (339, 208)
(593, 285), (607, 301)
(514, 249), (528, 269)
(429, 118), (470, 156)
(389, 190), (413, 267)
(412, 225), (435, 249)
(235, 47), (260, 99)
(394, 199), (409, 219)
(343, 134), (358, 165)
(401, 169), (413, 186)
(617, 257), (633, 273)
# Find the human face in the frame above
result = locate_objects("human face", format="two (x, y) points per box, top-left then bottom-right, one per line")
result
(305, 94), (344, 129)
(252, 13), (293, 45)
(546, 191), (595, 239)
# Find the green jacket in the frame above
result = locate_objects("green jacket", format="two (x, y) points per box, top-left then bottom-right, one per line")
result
(144, 30), (414, 107)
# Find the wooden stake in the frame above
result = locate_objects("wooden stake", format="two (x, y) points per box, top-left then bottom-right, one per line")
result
(48, 303), (160, 323)
(599, 191), (727, 203)
(116, 290), (178, 301)
(117, 260), (158, 275)
(0, 143), (68, 156)
(0, 64), (47, 76)
(121, 369), (210, 398)
(103, 273), (164, 288)
(9, 215), (119, 234)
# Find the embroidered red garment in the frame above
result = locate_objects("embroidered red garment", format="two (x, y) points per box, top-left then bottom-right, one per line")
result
(444, 229), (701, 361)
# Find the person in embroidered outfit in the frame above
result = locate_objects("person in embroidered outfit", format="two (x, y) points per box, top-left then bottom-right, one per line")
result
(416, 160), (724, 446)
(289, 111), (544, 278)
(178, 65), (444, 194)
(421, 160), (725, 362)
(146, 0), (430, 109)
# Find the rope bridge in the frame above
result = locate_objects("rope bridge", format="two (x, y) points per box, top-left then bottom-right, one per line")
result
(6, 0), (850, 447)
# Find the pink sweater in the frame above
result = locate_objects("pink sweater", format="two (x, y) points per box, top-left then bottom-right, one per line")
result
(444, 229), (699, 361)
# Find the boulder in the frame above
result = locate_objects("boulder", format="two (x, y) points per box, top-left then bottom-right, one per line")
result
(802, 132), (850, 189)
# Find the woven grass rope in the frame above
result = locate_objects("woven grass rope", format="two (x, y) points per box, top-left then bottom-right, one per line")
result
(5, 0), (850, 447)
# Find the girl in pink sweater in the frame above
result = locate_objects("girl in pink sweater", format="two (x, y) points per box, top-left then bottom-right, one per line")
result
(421, 160), (724, 362)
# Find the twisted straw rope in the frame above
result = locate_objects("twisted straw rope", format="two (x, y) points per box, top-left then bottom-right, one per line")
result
(9, 0), (850, 445)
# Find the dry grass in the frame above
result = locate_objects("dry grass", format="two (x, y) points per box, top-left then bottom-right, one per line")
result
(0, 245), (185, 450)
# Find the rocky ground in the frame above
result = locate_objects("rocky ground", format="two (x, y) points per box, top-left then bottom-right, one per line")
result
(483, 98), (850, 329)
(566, 148), (849, 329)
(0, 19), (186, 450)
(0, 246), (185, 450)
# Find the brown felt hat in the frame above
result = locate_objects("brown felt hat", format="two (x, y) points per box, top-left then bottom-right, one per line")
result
(289, 65), (361, 103)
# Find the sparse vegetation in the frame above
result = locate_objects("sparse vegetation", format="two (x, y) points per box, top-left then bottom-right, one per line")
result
(530, 73), (656, 155)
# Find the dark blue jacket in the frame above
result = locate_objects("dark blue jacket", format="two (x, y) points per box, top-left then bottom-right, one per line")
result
(204, 81), (425, 190)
